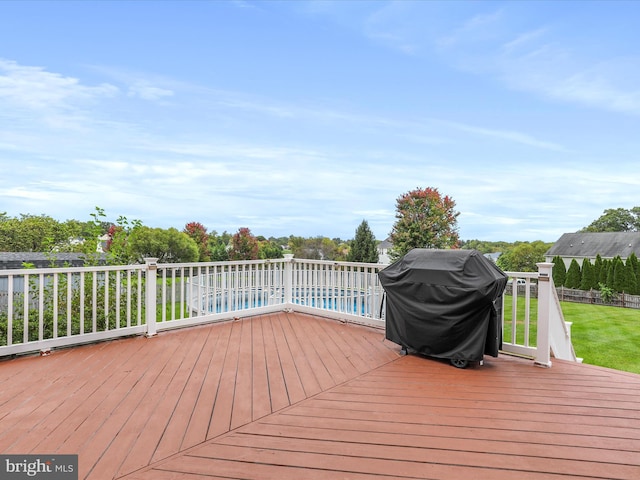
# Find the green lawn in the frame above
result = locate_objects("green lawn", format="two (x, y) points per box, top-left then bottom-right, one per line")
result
(502, 295), (538, 347)
(561, 302), (640, 374)
(503, 295), (640, 374)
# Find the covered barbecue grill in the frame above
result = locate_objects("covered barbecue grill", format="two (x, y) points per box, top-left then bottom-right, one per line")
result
(378, 249), (508, 368)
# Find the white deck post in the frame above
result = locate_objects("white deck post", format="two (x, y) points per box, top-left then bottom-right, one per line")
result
(145, 258), (159, 337)
(283, 254), (294, 308)
(535, 262), (553, 367)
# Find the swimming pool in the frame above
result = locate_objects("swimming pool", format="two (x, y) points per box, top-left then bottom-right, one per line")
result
(204, 287), (381, 317)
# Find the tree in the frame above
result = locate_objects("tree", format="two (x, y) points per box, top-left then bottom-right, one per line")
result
(127, 227), (198, 263)
(593, 254), (603, 287)
(287, 236), (305, 257)
(626, 261), (639, 295)
(581, 207), (640, 232)
(606, 258), (616, 288)
(184, 222), (210, 262)
(389, 187), (460, 260)
(580, 259), (595, 290)
(0, 214), (69, 252)
(460, 239), (510, 255)
(496, 241), (551, 272)
(293, 236), (323, 259)
(331, 239), (349, 261)
(287, 236), (345, 260)
(628, 253), (640, 286)
(208, 231), (231, 261)
(347, 220), (379, 263)
(551, 256), (566, 287)
(612, 256), (626, 293)
(565, 259), (582, 288)
(258, 239), (283, 259)
(599, 259), (611, 287)
(57, 219), (96, 253)
(322, 237), (348, 261)
(229, 228), (259, 260)
(103, 214), (144, 265)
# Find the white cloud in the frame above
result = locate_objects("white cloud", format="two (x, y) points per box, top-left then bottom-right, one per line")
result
(435, 119), (568, 152)
(436, 12), (640, 115)
(363, 1), (424, 54)
(0, 142), (20, 151)
(501, 28), (548, 54)
(0, 186), (53, 201)
(127, 81), (174, 101)
(0, 58), (118, 110)
(437, 9), (504, 50)
(539, 64), (640, 114)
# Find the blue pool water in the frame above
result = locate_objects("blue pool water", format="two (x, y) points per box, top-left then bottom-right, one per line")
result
(208, 290), (374, 316)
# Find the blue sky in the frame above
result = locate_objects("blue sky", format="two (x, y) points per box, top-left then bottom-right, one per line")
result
(1, 1), (638, 243)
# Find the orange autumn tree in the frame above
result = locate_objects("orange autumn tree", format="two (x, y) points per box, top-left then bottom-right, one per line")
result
(184, 221), (210, 261)
(389, 187), (460, 261)
(230, 227), (259, 260)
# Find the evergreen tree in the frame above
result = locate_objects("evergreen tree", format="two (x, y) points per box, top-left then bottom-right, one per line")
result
(580, 259), (595, 290)
(347, 220), (379, 263)
(627, 253), (639, 291)
(208, 231), (231, 261)
(626, 261), (639, 295)
(599, 259), (611, 287)
(612, 256), (626, 293)
(606, 258), (616, 288)
(593, 254), (603, 288)
(551, 256), (566, 287)
(565, 259), (582, 288)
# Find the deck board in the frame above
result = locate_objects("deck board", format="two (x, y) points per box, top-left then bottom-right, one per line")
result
(130, 353), (640, 480)
(230, 318), (253, 430)
(180, 320), (232, 448)
(261, 314), (290, 413)
(267, 313), (308, 404)
(277, 312), (324, 397)
(1, 311), (640, 480)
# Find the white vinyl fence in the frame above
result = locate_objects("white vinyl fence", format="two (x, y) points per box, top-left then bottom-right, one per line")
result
(1, 257), (576, 366)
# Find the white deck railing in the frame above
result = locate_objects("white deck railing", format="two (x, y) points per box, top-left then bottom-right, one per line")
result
(0, 257), (577, 366)
(504, 263), (580, 366)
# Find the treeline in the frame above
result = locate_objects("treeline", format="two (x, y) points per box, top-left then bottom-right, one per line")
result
(2, 210), (555, 270)
(461, 239), (553, 272)
(551, 254), (640, 295)
(0, 209), (370, 265)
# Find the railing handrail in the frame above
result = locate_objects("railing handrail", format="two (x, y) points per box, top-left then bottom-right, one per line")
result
(0, 264), (146, 276)
(0, 256), (576, 367)
(288, 258), (384, 268)
(155, 258), (287, 269)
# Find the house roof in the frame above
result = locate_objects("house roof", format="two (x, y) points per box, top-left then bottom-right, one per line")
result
(377, 237), (393, 249)
(545, 232), (640, 259)
(484, 252), (502, 262)
(0, 252), (105, 269)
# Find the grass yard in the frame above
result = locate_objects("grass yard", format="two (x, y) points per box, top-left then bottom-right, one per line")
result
(561, 302), (640, 374)
(503, 294), (640, 374)
(502, 295), (538, 347)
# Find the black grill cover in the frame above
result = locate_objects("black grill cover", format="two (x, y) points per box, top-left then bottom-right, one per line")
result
(378, 249), (508, 363)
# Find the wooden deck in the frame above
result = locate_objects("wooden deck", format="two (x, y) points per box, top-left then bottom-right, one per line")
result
(1, 312), (639, 479)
